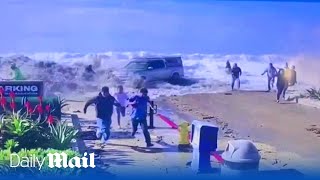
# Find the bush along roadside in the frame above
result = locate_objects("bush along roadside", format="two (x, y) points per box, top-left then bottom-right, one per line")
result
(306, 88), (320, 101)
(0, 89), (78, 150)
(0, 90), (81, 177)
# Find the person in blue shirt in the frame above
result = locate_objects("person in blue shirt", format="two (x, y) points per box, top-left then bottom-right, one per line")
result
(128, 88), (154, 147)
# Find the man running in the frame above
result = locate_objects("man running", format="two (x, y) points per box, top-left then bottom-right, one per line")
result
(276, 69), (288, 103)
(128, 88), (154, 147)
(261, 63), (277, 91)
(231, 63), (242, 90)
(83, 86), (120, 146)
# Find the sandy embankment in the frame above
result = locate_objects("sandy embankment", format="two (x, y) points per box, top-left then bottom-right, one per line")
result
(159, 91), (320, 174)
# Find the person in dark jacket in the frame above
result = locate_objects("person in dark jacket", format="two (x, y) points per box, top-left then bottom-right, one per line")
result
(83, 65), (96, 81)
(85, 65), (95, 74)
(231, 63), (242, 90)
(128, 88), (154, 147)
(276, 69), (288, 103)
(83, 86), (120, 145)
(225, 60), (231, 74)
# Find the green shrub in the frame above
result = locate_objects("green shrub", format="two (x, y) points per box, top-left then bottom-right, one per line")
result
(306, 88), (320, 101)
(3, 110), (35, 137)
(4, 139), (19, 152)
(49, 121), (79, 150)
(0, 149), (11, 161)
(1, 110), (77, 151)
(57, 97), (69, 115)
(0, 110), (51, 150)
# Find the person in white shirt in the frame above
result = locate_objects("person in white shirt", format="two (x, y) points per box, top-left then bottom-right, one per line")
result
(114, 85), (129, 129)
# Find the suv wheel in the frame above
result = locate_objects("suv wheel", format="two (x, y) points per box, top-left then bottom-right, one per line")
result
(170, 73), (180, 84)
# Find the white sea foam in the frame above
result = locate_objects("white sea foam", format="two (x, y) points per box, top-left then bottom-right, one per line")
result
(0, 52), (315, 100)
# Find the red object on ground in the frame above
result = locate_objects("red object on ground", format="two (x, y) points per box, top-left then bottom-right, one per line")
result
(211, 152), (224, 163)
(157, 114), (179, 129)
(157, 113), (224, 164)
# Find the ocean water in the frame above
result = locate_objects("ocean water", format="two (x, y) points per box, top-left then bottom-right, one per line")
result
(0, 52), (314, 99)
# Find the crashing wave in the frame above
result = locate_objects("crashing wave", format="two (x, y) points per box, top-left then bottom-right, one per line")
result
(0, 52), (308, 99)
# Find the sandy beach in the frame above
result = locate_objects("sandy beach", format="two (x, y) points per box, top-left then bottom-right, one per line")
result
(158, 90), (320, 175)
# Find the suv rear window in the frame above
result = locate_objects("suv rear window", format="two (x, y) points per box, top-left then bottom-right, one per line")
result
(165, 57), (182, 67)
(148, 60), (165, 70)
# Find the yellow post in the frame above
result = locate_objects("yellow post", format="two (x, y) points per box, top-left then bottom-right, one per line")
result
(178, 122), (191, 150)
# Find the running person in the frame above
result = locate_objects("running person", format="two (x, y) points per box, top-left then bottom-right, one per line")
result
(231, 63), (242, 90)
(114, 85), (129, 129)
(261, 63), (277, 91)
(276, 69), (288, 103)
(128, 88), (154, 147)
(83, 86), (120, 146)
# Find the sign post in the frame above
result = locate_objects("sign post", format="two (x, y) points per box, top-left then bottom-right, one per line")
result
(148, 101), (156, 129)
(0, 80), (44, 97)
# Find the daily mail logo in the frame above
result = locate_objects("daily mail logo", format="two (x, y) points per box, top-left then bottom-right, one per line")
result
(10, 152), (96, 170)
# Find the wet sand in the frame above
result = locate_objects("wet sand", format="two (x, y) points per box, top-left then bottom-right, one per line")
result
(160, 90), (320, 174)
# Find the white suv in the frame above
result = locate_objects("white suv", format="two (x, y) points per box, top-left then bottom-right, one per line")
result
(124, 56), (184, 83)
